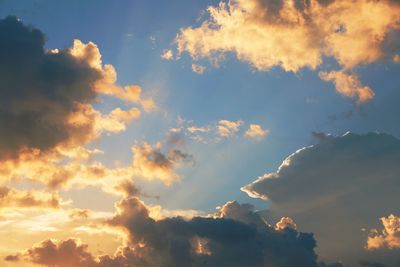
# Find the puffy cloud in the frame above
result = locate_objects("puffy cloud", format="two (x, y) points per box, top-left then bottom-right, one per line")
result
(191, 63), (206, 74)
(242, 132), (400, 266)
(0, 16), (153, 186)
(212, 200), (267, 228)
(394, 55), (400, 64)
(275, 217), (297, 231)
(131, 141), (193, 185)
(23, 239), (98, 267)
(0, 186), (62, 209)
(217, 120), (243, 137)
(367, 214), (400, 250)
(245, 124), (269, 139)
(173, 0), (400, 101)
(7, 198), (350, 267)
(319, 71), (374, 103)
(161, 49), (174, 60)
(105, 197), (320, 267)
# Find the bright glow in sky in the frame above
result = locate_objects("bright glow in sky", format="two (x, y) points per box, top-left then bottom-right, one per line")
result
(0, 0), (400, 266)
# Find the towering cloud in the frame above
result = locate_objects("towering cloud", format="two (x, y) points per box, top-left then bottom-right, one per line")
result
(0, 16), (152, 162)
(173, 0), (400, 102)
(242, 132), (400, 266)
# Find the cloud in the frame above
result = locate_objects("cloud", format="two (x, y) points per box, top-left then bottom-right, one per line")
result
(0, 17), (151, 163)
(173, 0), (400, 102)
(217, 120), (243, 137)
(8, 198), (350, 267)
(131, 141), (193, 185)
(394, 55), (400, 64)
(242, 132), (400, 266)
(191, 63), (206, 74)
(23, 239), (98, 267)
(105, 197), (321, 267)
(367, 214), (400, 250)
(0, 186), (62, 209)
(319, 70), (374, 103)
(161, 49), (174, 60)
(245, 124), (269, 139)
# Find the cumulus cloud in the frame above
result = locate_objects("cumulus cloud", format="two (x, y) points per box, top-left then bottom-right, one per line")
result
(0, 16), (153, 189)
(242, 132), (400, 266)
(22, 239), (98, 267)
(8, 197), (351, 267)
(367, 214), (400, 250)
(245, 124), (269, 139)
(217, 119), (243, 137)
(319, 71), (374, 103)
(131, 140), (193, 185)
(105, 197), (321, 267)
(0, 17), (151, 160)
(173, 0), (400, 101)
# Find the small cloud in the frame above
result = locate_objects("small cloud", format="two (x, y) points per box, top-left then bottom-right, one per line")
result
(161, 49), (173, 60)
(191, 63), (206, 74)
(217, 120), (243, 137)
(244, 124), (269, 139)
(394, 54), (400, 64)
(319, 70), (374, 103)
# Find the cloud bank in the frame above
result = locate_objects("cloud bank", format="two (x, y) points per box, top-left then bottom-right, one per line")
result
(242, 132), (400, 266)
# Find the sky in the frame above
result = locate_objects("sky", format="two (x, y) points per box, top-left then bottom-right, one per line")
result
(0, 0), (400, 266)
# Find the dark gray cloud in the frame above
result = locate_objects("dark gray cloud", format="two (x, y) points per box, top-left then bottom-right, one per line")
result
(106, 197), (320, 267)
(0, 16), (100, 160)
(11, 198), (334, 267)
(242, 132), (400, 266)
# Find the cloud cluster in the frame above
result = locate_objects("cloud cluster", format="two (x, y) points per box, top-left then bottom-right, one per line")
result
(173, 0), (400, 102)
(367, 214), (400, 250)
(217, 120), (243, 137)
(242, 132), (400, 266)
(171, 118), (269, 143)
(10, 198), (326, 267)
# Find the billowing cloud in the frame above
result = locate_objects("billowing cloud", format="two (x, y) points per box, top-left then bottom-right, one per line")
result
(22, 239), (98, 267)
(0, 16), (153, 185)
(245, 124), (269, 139)
(242, 132), (400, 266)
(106, 197), (321, 267)
(0, 16), (168, 192)
(173, 0), (400, 101)
(9, 198), (340, 267)
(367, 214), (400, 250)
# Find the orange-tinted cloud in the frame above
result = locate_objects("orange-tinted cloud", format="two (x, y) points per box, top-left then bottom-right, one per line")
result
(0, 186), (62, 209)
(245, 124), (269, 139)
(173, 0), (400, 101)
(367, 214), (400, 250)
(319, 70), (374, 103)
